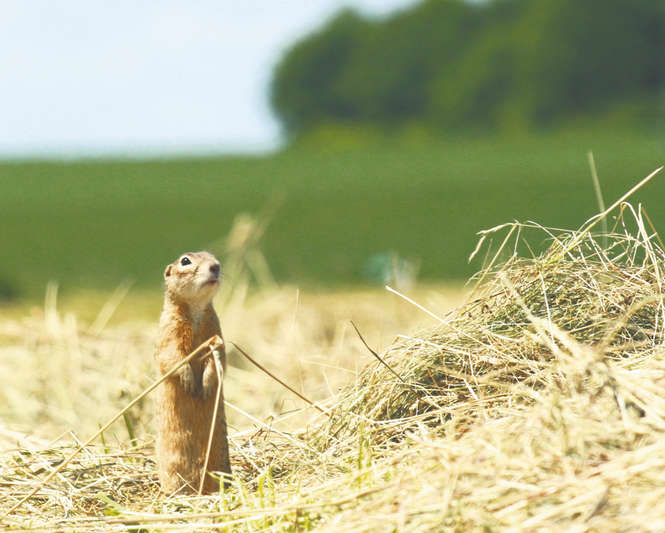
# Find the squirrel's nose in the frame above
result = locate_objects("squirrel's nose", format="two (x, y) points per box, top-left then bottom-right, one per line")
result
(210, 263), (220, 277)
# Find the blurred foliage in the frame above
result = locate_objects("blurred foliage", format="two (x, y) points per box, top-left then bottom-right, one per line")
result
(0, 277), (19, 302)
(271, 0), (665, 138)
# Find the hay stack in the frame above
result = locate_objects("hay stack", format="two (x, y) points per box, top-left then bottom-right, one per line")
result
(302, 209), (665, 529)
(316, 211), (665, 455)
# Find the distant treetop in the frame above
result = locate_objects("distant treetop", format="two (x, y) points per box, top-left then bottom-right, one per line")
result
(270, 0), (665, 140)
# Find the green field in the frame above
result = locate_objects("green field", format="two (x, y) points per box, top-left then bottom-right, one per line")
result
(1, 128), (663, 298)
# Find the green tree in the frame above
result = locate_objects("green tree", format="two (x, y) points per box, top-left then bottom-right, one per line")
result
(270, 0), (665, 139)
(510, 0), (665, 126)
(270, 9), (368, 135)
(336, 0), (479, 124)
(428, 0), (523, 132)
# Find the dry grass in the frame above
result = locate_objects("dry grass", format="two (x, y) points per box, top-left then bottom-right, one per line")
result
(3, 191), (665, 531)
(0, 283), (463, 444)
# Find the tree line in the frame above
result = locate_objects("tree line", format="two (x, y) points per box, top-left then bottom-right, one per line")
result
(271, 0), (664, 138)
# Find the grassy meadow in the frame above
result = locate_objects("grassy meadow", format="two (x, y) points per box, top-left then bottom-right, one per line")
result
(1, 127), (663, 300)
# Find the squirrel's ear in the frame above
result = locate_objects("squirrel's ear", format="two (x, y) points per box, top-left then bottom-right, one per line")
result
(164, 264), (173, 279)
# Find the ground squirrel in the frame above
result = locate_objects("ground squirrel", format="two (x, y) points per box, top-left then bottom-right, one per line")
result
(155, 251), (231, 494)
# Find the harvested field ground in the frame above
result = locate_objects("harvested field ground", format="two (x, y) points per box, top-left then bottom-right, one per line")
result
(3, 174), (665, 531)
(0, 283), (465, 442)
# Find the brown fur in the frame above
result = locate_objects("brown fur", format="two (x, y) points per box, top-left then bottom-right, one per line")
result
(155, 251), (231, 494)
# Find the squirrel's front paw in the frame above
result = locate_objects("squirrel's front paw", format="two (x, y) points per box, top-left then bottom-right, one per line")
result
(178, 364), (200, 397)
(201, 363), (218, 401)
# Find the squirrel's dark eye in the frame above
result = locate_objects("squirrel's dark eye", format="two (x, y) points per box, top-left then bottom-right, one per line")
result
(180, 257), (191, 266)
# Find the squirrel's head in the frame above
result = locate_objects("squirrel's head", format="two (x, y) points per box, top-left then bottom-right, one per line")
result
(163, 251), (222, 304)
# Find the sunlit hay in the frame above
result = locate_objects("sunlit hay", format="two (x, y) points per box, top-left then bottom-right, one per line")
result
(315, 207), (665, 451)
(0, 287), (156, 443)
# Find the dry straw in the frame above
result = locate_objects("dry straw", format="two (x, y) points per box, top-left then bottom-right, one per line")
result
(2, 167), (665, 531)
(3, 335), (225, 517)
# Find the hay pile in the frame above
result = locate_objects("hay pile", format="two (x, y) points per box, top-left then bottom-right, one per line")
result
(320, 214), (665, 445)
(3, 203), (665, 531)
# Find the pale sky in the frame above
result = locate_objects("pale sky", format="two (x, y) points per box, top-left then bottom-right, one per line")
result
(0, 1), (417, 157)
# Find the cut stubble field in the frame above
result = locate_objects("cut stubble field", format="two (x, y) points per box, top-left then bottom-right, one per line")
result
(0, 278), (468, 529)
(0, 282), (467, 443)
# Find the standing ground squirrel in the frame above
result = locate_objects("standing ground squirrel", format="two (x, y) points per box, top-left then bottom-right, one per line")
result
(155, 251), (231, 494)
